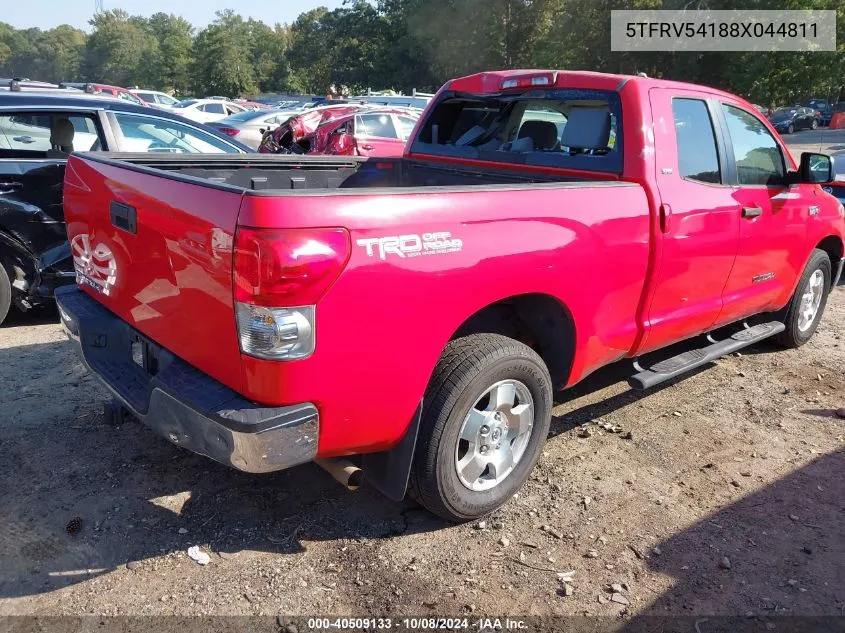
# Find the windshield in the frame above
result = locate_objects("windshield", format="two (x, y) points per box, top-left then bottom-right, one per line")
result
(411, 88), (622, 173)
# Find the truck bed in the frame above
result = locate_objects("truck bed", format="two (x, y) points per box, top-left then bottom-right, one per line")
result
(86, 153), (615, 193)
(63, 151), (648, 443)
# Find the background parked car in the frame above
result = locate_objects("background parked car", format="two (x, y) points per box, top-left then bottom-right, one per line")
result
(753, 103), (772, 118)
(172, 98), (246, 123)
(805, 99), (833, 126)
(208, 109), (301, 149)
(130, 89), (180, 110)
(0, 89), (249, 325)
(59, 82), (147, 107)
(306, 109), (420, 157)
(769, 105), (819, 134)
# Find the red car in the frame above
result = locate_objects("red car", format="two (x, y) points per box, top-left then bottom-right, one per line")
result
(57, 69), (844, 521)
(258, 104), (364, 153)
(307, 109), (420, 157)
(61, 82), (148, 107)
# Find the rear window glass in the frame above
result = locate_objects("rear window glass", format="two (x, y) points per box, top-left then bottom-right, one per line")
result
(411, 88), (623, 173)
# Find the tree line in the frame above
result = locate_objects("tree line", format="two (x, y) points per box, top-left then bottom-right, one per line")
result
(1, 0), (843, 105)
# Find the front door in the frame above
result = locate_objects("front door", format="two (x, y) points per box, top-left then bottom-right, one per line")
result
(640, 89), (742, 353)
(715, 101), (809, 323)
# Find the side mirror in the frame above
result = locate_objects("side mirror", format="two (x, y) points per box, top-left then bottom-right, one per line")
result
(800, 152), (832, 184)
(259, 128), (266, 134)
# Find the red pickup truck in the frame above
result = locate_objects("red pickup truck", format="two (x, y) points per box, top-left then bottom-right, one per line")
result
(56, 70), (844, 521)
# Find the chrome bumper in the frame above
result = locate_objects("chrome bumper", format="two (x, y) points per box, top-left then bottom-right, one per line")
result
(55, 286), (319, 474)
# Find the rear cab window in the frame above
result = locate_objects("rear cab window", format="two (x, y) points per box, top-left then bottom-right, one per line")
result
(410, 88), (623, 174)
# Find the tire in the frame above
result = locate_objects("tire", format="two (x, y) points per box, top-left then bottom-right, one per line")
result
(409, 333), (552, 522)
(777, 249), (831, 348)
(0, 263), (11, 326)
(787, 123), (794, 134)
(811, 118), (819, 130)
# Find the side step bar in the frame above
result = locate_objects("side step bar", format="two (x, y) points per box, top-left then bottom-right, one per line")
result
(629, 321), (785, 390)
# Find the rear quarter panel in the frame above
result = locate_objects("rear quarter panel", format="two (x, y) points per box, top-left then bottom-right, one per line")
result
(238, 182), (651, 456)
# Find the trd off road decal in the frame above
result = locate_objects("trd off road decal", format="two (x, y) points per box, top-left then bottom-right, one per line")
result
(356, 232), (463, 260)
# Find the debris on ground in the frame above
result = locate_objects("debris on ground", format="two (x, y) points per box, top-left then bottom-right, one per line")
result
(719, 556), (732, 570)
(65, 517), (83, 536)
(611, 593), (630, 605)
(187, 546), (211, 566)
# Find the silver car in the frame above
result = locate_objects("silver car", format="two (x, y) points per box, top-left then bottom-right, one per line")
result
(208, 109), (299, 149)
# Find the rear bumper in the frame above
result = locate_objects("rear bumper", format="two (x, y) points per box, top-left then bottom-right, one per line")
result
(55, 286), (319, 474)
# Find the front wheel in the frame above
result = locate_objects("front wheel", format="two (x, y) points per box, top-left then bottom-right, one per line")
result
(811, 118), (819, 130)
(409, 334), (552, 522)
(778, 249), (831, 348)
(787, 123), (795, 134)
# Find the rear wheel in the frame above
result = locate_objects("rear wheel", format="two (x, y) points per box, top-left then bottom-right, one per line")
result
(0, 263), (11, 326)
(409, 334), (552, 522)
(787, 123), (795, 134)
(778, 249), (831, 348)
(811, 118), (819, 130)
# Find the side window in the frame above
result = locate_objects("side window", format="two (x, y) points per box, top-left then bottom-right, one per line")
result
(396, 115), (418, 140)
(205, 103), (225, 115)
(356, 114), (398, 139)
(112, 112), (240, 154)
(721, 104), (785, 186)
(672, 98), (721, 184)
(0, 112), (102, 155)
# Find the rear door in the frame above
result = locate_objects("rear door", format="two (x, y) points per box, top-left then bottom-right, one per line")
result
(715, 101), (808, 321)
(354, 113), (405, 157)
(641, 89), (742, 353)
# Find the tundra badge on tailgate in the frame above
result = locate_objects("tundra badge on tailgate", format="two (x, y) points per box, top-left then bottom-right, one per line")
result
(356, 232), (463, 260)
(71, 234), (117, 296)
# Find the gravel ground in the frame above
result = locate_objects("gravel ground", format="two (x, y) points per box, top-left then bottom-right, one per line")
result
(0, 137), (843, 627)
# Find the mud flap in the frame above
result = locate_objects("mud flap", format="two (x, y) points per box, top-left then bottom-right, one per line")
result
(362, 402), (422, 501)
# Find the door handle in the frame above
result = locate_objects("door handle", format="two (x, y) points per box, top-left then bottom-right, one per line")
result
(659, 203), (672, 233)
(0, 181), (23, 194)
(360, 144), (375, 151)
(742, 206), (763, 218)
(12, 135), (35, 144)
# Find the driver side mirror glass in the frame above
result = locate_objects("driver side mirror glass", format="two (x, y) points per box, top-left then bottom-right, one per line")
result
(800, 152), (832, 184)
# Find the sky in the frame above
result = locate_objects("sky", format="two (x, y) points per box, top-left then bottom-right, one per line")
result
(4, 0), (348, 31)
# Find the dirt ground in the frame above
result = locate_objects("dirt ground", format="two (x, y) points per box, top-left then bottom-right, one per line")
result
(1, 134), (844, 628)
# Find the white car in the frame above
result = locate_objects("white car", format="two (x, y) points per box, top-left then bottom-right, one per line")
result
(130, 89), (180, 110)
(171, 98), (247, 123)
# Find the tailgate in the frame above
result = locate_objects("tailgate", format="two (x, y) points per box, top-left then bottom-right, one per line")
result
(63, 154), (245, 393)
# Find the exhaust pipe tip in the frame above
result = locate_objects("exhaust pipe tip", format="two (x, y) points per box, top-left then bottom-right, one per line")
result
(316, 458), (363, 491)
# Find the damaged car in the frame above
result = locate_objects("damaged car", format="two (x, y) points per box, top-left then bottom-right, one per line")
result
(0, 90), (248, 324)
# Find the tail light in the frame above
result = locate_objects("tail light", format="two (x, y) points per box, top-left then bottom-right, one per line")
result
(234, 227), (350, 360)
(218, 127), (240, 137)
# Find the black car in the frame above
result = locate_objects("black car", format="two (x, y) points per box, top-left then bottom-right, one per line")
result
(769, 105), (820, 134)
(805, 99), (832, 127)
(0, 90), (251, 324)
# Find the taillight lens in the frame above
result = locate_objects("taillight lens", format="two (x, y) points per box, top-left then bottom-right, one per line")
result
(233, 228), (350, 361)
(234, 228), (350, 306)
(218, 127), (240, 137)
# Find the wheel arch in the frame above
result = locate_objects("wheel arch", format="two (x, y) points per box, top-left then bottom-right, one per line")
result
(449, 292), (576, 389)
(815, 234), (843, 271)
